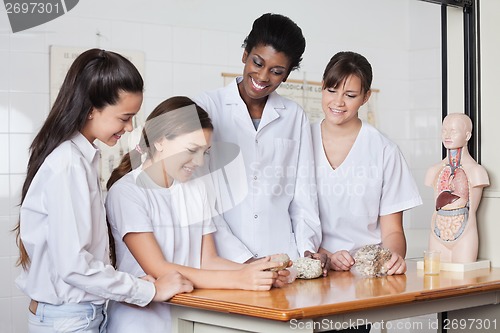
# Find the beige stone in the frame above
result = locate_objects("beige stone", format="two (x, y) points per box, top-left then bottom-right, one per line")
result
(267, 253), (291, 272)
(353, 244), (392, 277)
(293, 257), (323, 279)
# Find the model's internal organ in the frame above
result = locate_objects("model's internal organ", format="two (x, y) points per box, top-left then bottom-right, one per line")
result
(436, 167), (469, 211)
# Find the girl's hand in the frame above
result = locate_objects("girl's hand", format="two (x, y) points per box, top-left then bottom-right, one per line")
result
(268, 253), (292, 287)
(330, 250), (355, 271)
(152, 270), (194, 302)
(304, 250), (331, 276)
(385, 253), (407, 275)
(237, 257), (280, 291)
(273, 268), (291, 288)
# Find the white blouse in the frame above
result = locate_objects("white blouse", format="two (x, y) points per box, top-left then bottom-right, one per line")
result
(312, 121), (422, 253)
(16, 132), (155, 306)
(105, 168), (216, 333)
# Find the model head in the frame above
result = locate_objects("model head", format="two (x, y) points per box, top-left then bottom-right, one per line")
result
(107, 96), (213, 189)
(442, 113), (472, 149)
(243, 13), (306, 73)
(322, 51), (372, 94)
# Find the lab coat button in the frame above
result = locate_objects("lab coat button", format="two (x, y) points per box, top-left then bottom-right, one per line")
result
(253, 176), (257, 180)
(254, 214), (258, 219)
(254, 254), (258, 258)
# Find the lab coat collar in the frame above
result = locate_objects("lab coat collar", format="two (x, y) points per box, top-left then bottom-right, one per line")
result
(225, 77), (285, 131)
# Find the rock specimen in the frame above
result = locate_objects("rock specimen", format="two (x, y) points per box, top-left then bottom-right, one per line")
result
(293, 257), (323, 279)
(353, 244), (392, 277)
(267, 253), (291, 272)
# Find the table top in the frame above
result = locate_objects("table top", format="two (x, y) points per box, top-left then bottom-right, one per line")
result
(169, 260), (500, 321)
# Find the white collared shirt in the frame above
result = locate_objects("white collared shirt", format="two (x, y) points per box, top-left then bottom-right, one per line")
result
(16, 132), (155, 306)
(194, 77), (322, 261)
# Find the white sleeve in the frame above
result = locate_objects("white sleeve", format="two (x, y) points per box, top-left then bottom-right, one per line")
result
(45, 165), (155, 307)
(289, 113), (322, 256)
(211, 215), (254, 263)
(106, 180), (154, 238)
(194, 90), (254, 262)
(200, 163), (253, 263)
(380, 145), (423, 215)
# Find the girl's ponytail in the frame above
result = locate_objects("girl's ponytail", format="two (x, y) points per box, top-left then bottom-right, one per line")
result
(106, 147), (144, 191)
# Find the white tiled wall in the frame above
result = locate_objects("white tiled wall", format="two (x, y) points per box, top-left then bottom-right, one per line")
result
(407, 1), (443, 257)
(0, 0), (442, 331)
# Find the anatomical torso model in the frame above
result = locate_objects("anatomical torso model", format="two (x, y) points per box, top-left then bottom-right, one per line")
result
(425, 113), (489, 263)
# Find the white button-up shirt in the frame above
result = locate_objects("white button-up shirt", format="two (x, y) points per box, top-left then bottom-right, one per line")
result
(195, 78), (322, 261)
(16, 132), (155, 306)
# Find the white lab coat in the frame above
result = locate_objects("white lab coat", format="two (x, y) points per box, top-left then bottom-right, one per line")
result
(194, 77), (322, 261)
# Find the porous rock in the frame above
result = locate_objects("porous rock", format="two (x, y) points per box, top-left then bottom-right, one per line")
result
(353, 244), (392, 277)
(293, 257), (323, 279)
(268, 253), (291, 272)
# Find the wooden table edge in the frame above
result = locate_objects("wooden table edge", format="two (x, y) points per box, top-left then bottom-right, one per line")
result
(170, 281), (500, 322)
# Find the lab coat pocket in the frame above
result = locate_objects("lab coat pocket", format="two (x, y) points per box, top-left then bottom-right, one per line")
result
(272, 139), (299, 195)
(273, 138), (298, 174)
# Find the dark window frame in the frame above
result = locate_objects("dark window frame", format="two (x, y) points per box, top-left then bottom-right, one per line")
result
(419, 0), (480, 162)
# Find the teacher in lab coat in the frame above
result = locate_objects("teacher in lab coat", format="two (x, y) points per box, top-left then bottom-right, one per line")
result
(194, 13), (328, 274)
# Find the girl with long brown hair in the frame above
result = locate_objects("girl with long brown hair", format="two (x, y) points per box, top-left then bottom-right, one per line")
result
(15, 49), (192, 333)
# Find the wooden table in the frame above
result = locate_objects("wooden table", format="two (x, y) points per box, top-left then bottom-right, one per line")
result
(169, 260), (500, 332)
